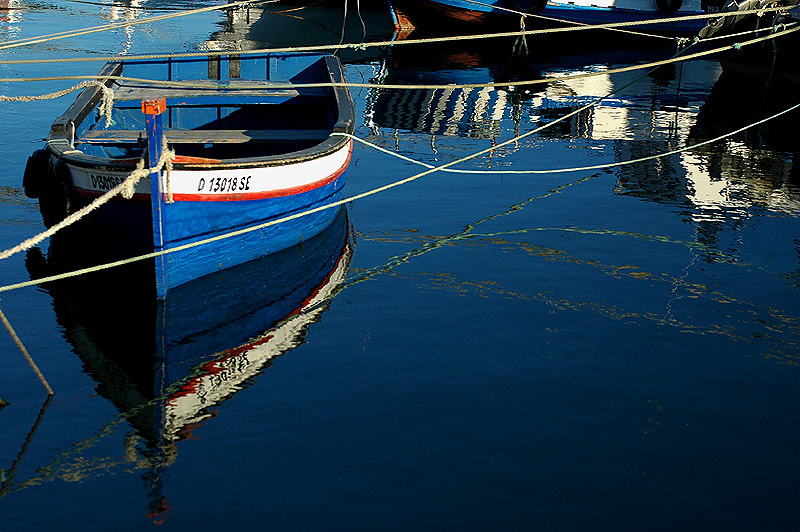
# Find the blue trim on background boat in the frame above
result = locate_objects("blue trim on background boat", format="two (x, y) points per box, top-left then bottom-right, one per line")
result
(540, 4), (708, 32)
(401, 0), (710, 33)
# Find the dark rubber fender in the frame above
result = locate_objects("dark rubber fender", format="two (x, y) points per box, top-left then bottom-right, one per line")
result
(509, 0), (548, 15)
(22, 149), (51, 199)
(656, 0), (683, 13)
(38, 159), (71, 228)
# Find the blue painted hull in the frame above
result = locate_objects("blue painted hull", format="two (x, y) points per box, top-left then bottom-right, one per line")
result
(157, 174), (347, 290)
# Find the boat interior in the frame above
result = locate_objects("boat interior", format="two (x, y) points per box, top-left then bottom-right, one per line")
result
(71, 53), (345, 161)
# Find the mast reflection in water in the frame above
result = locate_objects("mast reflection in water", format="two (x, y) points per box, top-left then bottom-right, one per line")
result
(24, 207), (353, 523)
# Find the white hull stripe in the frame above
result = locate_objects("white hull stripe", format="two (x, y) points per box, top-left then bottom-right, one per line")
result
(67, 140), (352, 202)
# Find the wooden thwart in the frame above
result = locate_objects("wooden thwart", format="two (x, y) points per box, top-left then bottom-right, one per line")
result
(79, 128), (331, 144)
(112, 80), (328, 104)
(114, 85), (301, 102)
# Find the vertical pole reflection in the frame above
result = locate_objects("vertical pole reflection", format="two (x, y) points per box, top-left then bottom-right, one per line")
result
(0, 395), (53, 499)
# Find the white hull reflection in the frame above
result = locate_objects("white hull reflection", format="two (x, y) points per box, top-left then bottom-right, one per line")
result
(161, 235), (353, 440)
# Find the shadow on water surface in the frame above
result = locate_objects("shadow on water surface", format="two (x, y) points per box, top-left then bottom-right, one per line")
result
(20, 206), (353, 522)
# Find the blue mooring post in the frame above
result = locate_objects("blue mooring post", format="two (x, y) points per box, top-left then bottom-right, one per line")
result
(142, 98), (169, 300)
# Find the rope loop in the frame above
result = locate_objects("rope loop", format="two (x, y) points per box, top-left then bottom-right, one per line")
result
(97, 84), (116, 128)
(164, 138), (175, 204)
(121, 158), (146, 200)
(513, 15), (529, 57)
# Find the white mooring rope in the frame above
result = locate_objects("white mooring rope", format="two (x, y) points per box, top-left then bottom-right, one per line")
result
(0, 17), (796, 291)
(0, 98), (796, 294)
(2, 23), (797, 93)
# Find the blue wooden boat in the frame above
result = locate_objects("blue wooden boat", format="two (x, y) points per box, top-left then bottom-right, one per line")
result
(25, 52), (355, 298)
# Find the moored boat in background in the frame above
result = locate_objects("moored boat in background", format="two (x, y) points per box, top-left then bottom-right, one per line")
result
(697, 0), (800, 84)
(389, 0), (719, 35)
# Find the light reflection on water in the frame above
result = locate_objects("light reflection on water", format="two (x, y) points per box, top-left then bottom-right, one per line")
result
(0, 0), (798, 529)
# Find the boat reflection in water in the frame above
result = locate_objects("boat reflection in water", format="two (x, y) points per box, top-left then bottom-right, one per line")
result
(368, 38), (799, 234)
(366, 38), (550, 141)
(25, 206), (353, 523)
(616, 63), (799, 234)
(366, 36), (688, 143)
(0, 0), (22, 39)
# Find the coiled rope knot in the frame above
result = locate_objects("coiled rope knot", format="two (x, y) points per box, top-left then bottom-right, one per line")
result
(97, 83), (116, 128)
(163, 144), (176, 204)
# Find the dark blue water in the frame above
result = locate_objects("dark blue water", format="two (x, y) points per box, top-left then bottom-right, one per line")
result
(1, 2), (798, 530)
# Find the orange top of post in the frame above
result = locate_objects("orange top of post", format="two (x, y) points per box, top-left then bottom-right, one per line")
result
(141, 98), (167, 115)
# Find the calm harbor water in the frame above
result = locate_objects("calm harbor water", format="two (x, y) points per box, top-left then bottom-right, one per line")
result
(1, 1), (799, 530)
